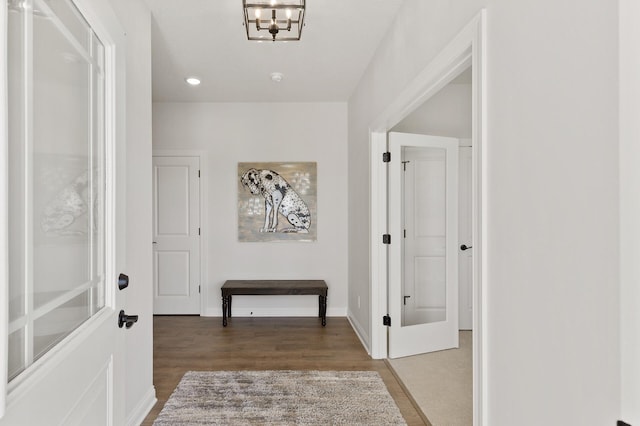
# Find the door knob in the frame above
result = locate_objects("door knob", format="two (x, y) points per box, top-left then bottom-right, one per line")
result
(460, 244), (473, 251)
(118, 310), (139, 329)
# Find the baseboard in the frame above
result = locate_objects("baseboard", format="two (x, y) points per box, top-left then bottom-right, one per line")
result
(126, 386), (157, 426)
(347, 311), (371, 355)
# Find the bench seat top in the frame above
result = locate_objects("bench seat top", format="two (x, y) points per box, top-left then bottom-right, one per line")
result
(222, 280), (327, 296)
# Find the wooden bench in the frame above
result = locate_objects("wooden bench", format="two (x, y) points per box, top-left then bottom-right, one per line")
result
(221, 280), (328, 327)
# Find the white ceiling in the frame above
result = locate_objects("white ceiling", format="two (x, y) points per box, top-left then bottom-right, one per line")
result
(148, 0), (405, 102)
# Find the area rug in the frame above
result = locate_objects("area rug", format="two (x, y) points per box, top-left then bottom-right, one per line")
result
(153, 370), (407, 425)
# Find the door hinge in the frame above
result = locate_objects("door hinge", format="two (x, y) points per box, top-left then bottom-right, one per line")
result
(198, 170), (201, 178)
(199, 285), (201, 294)
(382, 234), (391, 244)
(383, 315), (391, 326)
(198, 228), (201, 235)
(382, 152), (391, 163)
(403, 229), (406, 238)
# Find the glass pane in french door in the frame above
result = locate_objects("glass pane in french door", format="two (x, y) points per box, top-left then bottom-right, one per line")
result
(32, 0), (91, 308)
(7, 0), (105, 381)
(401, 146), (448, 327)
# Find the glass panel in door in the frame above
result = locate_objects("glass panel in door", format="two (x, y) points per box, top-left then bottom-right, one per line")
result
(7, 0), (106, 381)
(401, 146), (448, 327)
(388, 132), (459, 358)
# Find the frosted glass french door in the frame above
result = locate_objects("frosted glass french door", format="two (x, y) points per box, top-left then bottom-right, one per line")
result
(388, 132), (459, 359)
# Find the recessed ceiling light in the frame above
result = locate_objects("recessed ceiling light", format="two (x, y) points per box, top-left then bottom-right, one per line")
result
(270, 72), (284, 83)
(185, 77), (201, 86)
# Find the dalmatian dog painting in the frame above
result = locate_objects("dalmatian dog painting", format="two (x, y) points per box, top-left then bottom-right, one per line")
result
(238, 162), (316, 242)
(240, 168), (310, 233)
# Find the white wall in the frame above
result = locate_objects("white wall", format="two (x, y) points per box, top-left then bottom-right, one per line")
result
(391, 82), (472, 137)
(348, 0), (620, 424)
(619, 0), (640, 423)
(110, 0), (156, 423)
(153, 102), (349, 318)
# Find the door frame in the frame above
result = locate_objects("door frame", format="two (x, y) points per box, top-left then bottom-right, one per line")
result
(1, 0), (9, 415)
(152, 150), (207, 316)
(368, 10), (487, 426)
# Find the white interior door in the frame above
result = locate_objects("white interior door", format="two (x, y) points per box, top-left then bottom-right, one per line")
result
(153, 156), (201, 314)
(2, 0), (127, 423)
(389, 132), (459, 359)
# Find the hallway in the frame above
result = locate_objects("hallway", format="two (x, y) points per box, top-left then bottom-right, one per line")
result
(142, 317), (426, 425)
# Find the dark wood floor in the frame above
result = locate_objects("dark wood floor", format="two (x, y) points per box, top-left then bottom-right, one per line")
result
(141, 316), (426, 425)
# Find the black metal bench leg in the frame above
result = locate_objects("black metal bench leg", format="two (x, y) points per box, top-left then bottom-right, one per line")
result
(222, 296), (228, 327)
(228, 295), (232, 318)
(320, 295), (327, 326)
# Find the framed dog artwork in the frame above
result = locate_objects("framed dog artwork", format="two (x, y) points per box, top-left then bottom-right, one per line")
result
(238, 162), (317, 242)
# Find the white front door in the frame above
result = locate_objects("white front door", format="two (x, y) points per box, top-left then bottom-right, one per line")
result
(389, 132), (459, 359)
(152, 156), (201, 314)
(2, 0), (127, 423)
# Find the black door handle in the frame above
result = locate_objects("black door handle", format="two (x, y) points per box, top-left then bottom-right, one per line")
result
(118, 310), (139, 329)
(403, 295), (411, 305)
(460, 244), (473, 251)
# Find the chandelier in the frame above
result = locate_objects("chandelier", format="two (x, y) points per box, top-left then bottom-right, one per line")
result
(242, 0), (306, 42)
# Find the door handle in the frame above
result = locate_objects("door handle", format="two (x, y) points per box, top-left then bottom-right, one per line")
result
(118, 310), (139, 329)
(403, 295), (411, 305)
(460, 244), (472, 251)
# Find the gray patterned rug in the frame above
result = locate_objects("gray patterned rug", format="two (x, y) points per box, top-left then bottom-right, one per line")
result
(153, 370), (407, 425)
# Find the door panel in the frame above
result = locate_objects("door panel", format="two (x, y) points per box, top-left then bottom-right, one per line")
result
(389, 132), (459, 359)
(156, 166), (191, 235)
(156, 251), (190, 296)
(63, 363), (110, 426)
(3, 322), (117, 425)
(153, 156), (201, 314)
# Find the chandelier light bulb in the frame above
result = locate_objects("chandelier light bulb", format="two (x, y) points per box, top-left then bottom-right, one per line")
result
(286, 8), (292, 19)
(254, 8), (261, 18)
(270, 0), (276, 6)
